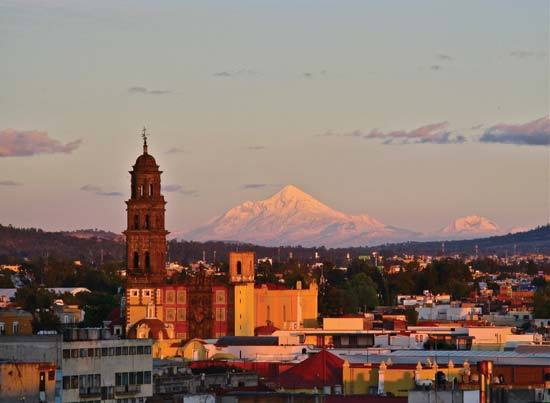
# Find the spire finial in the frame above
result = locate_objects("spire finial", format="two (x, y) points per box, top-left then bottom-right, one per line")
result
(141, 126), (148, 154)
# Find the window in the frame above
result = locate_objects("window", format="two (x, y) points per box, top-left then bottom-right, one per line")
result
(0, 322), (5, 335)
(216, 307), (226, 322)
(176, 308), (186, 321)
(136, 372), (144, 385)
(70, 375), (78, 389)
(12, 321), (19, 335)
(88, 348), (94, 357)
(144, 371), (151, 384)
(95, 348), (101, 357)
(137, 346), (144, 355)
(133, 214), (139, 230)
(215, 290), (225, 304)
(129, 372), (136, 385)
(71, 349), (78, 358)
(63, 376), (70, 390)
(145, 215), (150, 229)
(133, 252), (139, 269)
(236, 261), (242, 275)
(176, 289), (186, 304)
(131, 289), (139, 297)
(102, 347), (109, 356)
(144, 346), (151, 355)
(145, 252), (150, 270)
(165, 290), (175, 304)
(122, 346), (129, 355)
(129, 346), (136, 355)
(116, 347), (122, 356)
(63, 349), (71, 359)
(139, 185), (144, 197)
(165, 308), (176, 322)
(149, 183), (154, 196)
(80, 348), (87, 358)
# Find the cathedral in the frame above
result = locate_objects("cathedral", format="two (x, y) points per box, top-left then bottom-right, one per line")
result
(124, 134), (318, 343)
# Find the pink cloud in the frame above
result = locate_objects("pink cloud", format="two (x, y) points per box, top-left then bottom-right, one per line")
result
(0, 129), (82, 157)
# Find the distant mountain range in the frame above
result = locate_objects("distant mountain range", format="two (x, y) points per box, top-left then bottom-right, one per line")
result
(182, 185), (523, 247)
(0, 223), (549, 265)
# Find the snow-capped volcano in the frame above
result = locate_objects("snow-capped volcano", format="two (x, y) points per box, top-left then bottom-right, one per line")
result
(183, 185), (418, 247)
(438, 215), (501, 239)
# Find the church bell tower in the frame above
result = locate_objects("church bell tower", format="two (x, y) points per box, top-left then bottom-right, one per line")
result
(125, 129), (168, 285)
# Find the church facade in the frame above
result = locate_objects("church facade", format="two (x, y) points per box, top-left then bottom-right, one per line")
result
(124, 136), (317, 342)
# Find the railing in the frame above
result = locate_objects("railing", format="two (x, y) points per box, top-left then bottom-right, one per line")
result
(79, 387), (101, 397)
(115, 384), (141, 395)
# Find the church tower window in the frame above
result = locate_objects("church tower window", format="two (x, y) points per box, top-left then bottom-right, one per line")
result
(133, 252), (139, 269)
(134, 215), (139, 230)
(145, 252), (151, 270)
(149, 183), (154, 197)
(236, 261), (242, 275)
(145, 214), (150, 229)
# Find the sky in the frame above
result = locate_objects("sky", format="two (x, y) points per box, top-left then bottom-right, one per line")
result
(0, 0), (549, 236)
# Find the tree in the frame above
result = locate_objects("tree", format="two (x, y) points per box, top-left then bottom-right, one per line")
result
(347, 272), (379, 312)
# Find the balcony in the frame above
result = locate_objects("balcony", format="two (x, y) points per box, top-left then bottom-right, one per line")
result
(79, 387), (101, 398)
(115, 384), (141, 395)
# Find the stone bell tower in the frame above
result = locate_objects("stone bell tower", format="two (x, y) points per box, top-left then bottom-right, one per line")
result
(125, 129), (168, 330)
(125, 128), (168, 283)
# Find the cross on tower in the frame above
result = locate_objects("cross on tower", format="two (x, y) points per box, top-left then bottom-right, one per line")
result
(141, 126), (149, 153)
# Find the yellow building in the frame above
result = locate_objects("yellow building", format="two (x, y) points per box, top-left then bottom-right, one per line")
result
(230, 251), (319, 335)
(343, 360), (466, 397)
(230, 252), (256, 336)
(0, 308), (33, 335)
(0, 361), (56, 403)
(255, 281), (318, 329)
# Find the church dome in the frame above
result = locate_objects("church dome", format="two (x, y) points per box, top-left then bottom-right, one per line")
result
(127, 318), (170, 340)
(133, 152), (158, 171)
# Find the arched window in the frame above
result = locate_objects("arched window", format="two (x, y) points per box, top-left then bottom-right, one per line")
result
(236, 261), (242, 275)
(145, 252), (151, 270)
(139, 185), (144, 197)
(134, 215), (139, 230)
(145, 215), (150, 229)
(133, 252), (139, 269)
(149, 183), (154, 196)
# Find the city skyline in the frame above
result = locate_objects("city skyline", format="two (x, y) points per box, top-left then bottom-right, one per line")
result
(0, 0), (548, 236)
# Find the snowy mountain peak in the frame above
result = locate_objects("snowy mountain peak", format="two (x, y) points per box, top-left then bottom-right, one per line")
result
(440, 215), (501, 238)
(183, 185), (417, 247)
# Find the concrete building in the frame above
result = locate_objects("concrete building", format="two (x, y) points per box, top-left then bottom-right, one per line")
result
(0, 329), (154, 403)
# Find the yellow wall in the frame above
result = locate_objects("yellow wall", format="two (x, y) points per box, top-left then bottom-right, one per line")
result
(255, 282), (318, 329)
(235, 283), (255, 336)
(0, 362), (56, 402)
(342, 361), (463, 397)
(0, 310), (33, 335)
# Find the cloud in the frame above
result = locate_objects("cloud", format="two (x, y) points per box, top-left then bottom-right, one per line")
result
(0, 129), (82, 157)
(510, 50), (546, 60)
(320, 122), (465, 144)
(128, 86), (171, 95)
(0, 180), (21, 186)
(81, 185), (123, 197)
(242, 183), (268, 189)
(213, 69), (256, 78)
(437, 54), (454, 61)
(247, 146), (265, 150)
(162, 184), (198, 197)
(166, 147), (184, 154)
(479, 117), (550, 146)
(302, 70), (327, 79)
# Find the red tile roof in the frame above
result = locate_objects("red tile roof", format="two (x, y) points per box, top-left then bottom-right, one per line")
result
(280, 350), (344, 389)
